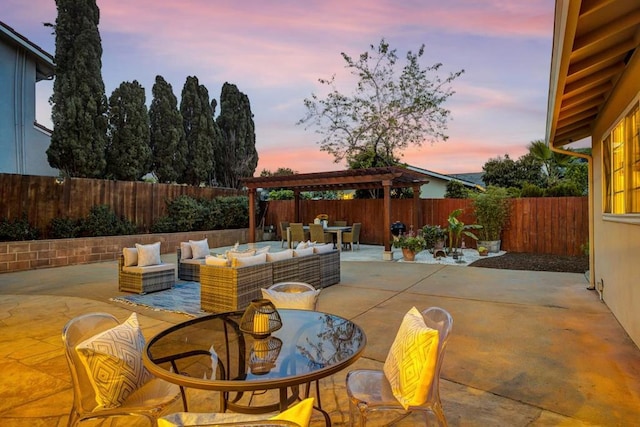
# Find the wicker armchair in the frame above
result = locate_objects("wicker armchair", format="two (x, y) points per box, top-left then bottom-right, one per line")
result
(118, 255), (175, 294)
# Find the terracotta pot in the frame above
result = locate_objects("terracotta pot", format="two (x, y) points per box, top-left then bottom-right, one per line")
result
(402, 248), (416, 261)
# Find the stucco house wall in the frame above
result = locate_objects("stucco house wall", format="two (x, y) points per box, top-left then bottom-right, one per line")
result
(591, 52), (640, 347)
(0, 22), (57, 176)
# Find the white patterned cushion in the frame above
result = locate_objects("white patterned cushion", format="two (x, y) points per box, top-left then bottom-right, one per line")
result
(179, 242), (192, 260)
(226, 249), (256, 260)
(231, 252), (267, 267)
(122, 247), (138, 267)
(261, 287), (320, 310)
(255, 245), (271, 255)
(189, 239), (210, 259)
(266, 249), (293, 262)
(205, 255), (229, 266)
(76, 313), (153, 408)
(383, 307), (439, 409)
(135, 242), (161, 267)
(293, 247), (314, 257)
(296, 240), (309, 249)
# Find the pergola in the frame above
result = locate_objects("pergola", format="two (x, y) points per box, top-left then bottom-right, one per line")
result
(241, 166), (430, 255)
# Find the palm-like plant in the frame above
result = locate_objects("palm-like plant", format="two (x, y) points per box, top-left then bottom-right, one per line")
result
(446, 209), (481, 254)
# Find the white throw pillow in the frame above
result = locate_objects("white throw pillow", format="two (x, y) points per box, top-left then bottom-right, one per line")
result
(205, 255), (229, 267)
(293, 247), (314, 257)
(179, 242), (192, 260)
(266, 249), (294, 262)
(135, 242), (162, 267)
(76, 313), (153, 408)
(232, 252), (267, 267)
(383, 307), (439, 410)
(261, 287), (321, 310)
(296, 241), (309, 250)
(313, 243), (334, 254)
(122, 247), (138, 267)
(189, 239), (210, 259)
(255, 246), (271, 255)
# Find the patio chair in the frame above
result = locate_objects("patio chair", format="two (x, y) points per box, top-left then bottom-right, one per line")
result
(279, 221), (290, 248)
(333, 220), (347, 226)
(346, 306), (453, 426)
(63, 312), (183, 427)
(289, 223), (309, 247)
(309, 223), (333, 245)
(342, 223), (361, 251)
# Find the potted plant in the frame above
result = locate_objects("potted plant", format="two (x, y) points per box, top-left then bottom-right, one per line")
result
(472, 186), (511, 253)
(477, 245), (489, 256)
(392, 230), (428, 261)
(445, 209), (481, 258)
(421, 224), (447, 253)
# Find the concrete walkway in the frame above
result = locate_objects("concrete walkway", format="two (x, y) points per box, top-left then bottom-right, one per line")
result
(1, 244), (639, 426)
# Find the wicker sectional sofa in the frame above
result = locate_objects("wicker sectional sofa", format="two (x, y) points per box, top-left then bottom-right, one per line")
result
(118, 254), (175, 294)
(199, 249), (341, 313)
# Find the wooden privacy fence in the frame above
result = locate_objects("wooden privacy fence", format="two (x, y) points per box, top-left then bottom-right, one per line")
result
(0, 173), (243, 236)
(263, 197), (589, 256)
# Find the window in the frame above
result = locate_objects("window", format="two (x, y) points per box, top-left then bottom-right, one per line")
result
(603, 103), (640, 214)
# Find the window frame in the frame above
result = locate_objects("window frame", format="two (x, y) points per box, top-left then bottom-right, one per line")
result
(602, 97), (640, 222)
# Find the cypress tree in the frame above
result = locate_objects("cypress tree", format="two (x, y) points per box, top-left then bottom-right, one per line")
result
(47, 0), (108, 178)
(149, 76), (186, 183)
(105, 81), (151, 180)
(179, 76), (215, 186)
(215, 82), (258, 188)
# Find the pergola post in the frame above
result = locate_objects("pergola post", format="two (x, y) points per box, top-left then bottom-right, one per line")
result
(382, 180), (393, 260)
(412, 184), (422, 232)
(293, 190), (300, 222)
(248, 188), (256, 244)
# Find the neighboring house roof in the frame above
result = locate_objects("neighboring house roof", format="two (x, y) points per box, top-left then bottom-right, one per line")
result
(546, 0), (640, 147)
(0, 21), (55, 81)
(449, 172), (485, 187)
(406, 165), (485, 190)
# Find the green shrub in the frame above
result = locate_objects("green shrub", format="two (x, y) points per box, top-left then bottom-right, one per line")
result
(269, 189), (295, 200)
(0, 214), (40, 241)
(520, 182), (545, 197)
(544, 181), (582, 197)
(216, 196), (249, 229)
(151, 195), (249, 233)
(48, 217), (81, 239)
(444, 180), (470, 198)
(165, 195), (205, 232)
(80, 205), (137, 237)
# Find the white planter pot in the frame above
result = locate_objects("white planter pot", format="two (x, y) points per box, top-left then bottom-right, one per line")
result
(478, 240), (501, 253)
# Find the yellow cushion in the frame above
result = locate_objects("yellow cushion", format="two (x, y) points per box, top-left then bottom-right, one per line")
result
(76, 313), (153, 408)
(205, 255), (229, 266)
(383, 307), (439, 409)
(270, 397), (314, 426)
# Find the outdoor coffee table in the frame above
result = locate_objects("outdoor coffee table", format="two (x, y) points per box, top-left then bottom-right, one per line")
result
(143, 309), (366, 424)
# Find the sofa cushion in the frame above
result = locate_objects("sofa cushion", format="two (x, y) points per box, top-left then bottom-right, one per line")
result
(226, 249), (256, 260)
(122, 247), (138, 267)
(255, 245), (271, 255)
(179, 242), (192, 260)
(261, 287), (320, 310)
(232, 252), (267, 267)
(205, 255), (229, 267)
(189, 239), (210, 260)
(122, 263), (175, 274)
(181, 258), (205, 265)
(266, 249), (294, 262)
(312, 243), (334, 254)
(293, 247), (314, 257)
(135, 242), (162, 267)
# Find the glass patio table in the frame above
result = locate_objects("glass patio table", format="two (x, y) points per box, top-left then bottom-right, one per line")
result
(143, 309), (366, 422)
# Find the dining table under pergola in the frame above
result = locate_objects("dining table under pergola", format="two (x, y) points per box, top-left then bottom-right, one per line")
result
(241, 166), (431, 259)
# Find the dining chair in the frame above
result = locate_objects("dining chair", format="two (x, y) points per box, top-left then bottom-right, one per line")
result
(62, 312), (183, 427)
(309, 223), (333, 245)
(333, 220), (347, 227)
(279, 221), (290, 248)
(345, 307), (453, 426)
(289, 223), (309, 247)
(342, 223), (361, 251)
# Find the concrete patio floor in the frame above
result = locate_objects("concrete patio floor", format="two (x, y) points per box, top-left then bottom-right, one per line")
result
(1, 244), (639, 426)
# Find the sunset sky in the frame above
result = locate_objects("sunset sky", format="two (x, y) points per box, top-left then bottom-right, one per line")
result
(5, 0), (557, 175)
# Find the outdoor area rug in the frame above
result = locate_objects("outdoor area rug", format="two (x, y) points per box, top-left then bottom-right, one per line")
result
(110, 281), (205, 317)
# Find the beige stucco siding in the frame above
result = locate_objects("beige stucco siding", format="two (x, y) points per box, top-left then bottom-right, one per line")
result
(591, 51), (640, 348)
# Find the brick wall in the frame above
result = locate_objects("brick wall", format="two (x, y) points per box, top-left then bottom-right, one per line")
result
(0, 229), (249, 273)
